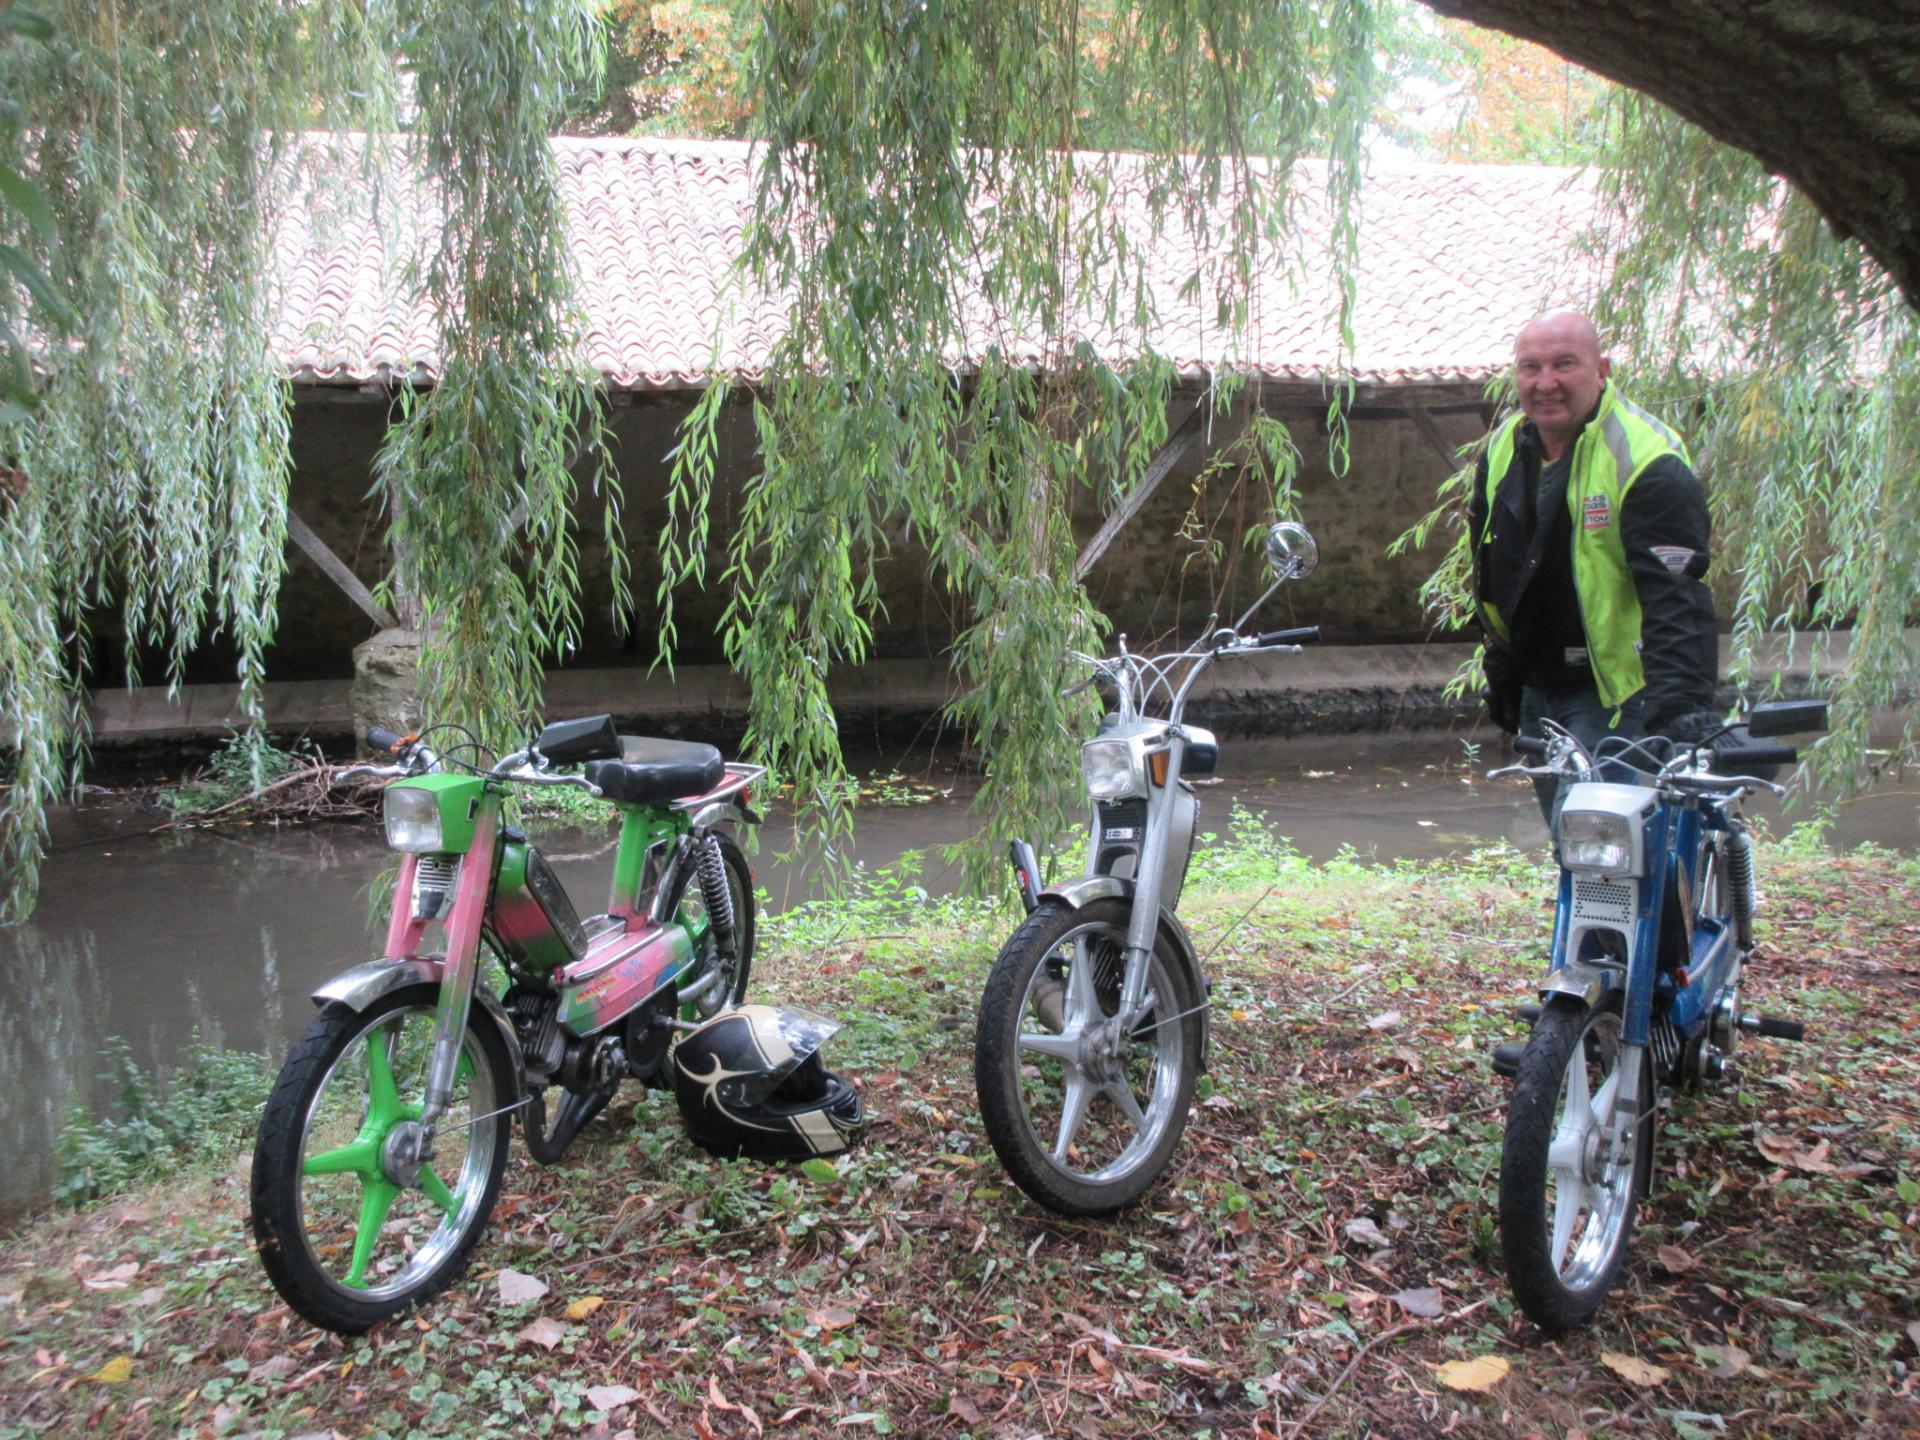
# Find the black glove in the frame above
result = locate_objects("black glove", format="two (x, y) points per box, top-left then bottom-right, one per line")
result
(1482, 647), (1521, 734)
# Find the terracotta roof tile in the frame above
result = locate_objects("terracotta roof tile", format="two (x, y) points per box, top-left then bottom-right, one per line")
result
(273, 137), (1599, 391)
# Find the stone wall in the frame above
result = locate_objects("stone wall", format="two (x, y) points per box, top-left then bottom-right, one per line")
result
(86, 381), (1502, 691)
(252, 382), (1491, 687)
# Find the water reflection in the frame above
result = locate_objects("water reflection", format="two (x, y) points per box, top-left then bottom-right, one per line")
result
(0, 931), (107, 1215)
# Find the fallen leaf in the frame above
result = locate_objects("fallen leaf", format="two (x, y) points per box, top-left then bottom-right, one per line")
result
(516, 1317), (566, 1350)
(799, 1158), (840, 1184)
(1755, 1132), (1838, 1174)
(1343, 1217), (1392, 1249)
(1390, 1287), (1445, 1318)
(946, 1394), (982, 1425)
(1655, 1244), (1697, 1273)
(83, 1263), (139, 1291)
(709, 1375), (765, 1435)
(1699, 1343), (1751, 1379)
(808, 1306), (859, 1331)
(496, 1269), (549, 1305)
(1365, 1009), (1403, 1032)
(585, 1384), (642, 1411)
(1907, 1321), (1920, 1353)
(566, 1295), (606, 1321)
(86, 1357), (133, 1384)
(1432, 1355), (1509, 1391)
(249, 1355), (297, 1383)
(1600, 1351), (1669, 1387)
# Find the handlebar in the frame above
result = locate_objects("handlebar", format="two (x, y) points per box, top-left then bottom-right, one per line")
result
(1254, 625), (1320, 648)
(1715, 742), (1797, 769)
(366, 726), (408, 755)
(1513, 736), (1547, 758)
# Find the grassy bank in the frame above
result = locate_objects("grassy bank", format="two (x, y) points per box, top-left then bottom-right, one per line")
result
(2, 829), (1916, 1439)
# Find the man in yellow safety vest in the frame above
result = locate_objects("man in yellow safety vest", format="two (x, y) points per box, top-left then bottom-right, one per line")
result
(1470, 309), (1720, 819)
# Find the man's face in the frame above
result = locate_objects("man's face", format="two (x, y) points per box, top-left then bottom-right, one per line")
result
(1514, 316), (1610, 445)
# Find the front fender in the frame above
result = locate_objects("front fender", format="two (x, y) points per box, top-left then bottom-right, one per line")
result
(1036, 877), (1213, 1072)
(310, 959), (525, 1100)
(1540, 959), (1619, 1010)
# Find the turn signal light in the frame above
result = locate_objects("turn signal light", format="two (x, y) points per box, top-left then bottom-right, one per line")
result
(1149, 750), (1170, 787)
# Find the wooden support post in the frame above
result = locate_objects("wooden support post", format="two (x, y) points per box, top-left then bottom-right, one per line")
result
(285, 507), (395, 630)
(1073, 406), (1206, 582)
(1404, 403), (1467, 471)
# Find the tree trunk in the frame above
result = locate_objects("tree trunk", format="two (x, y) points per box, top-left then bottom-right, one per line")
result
(1419, 0), (1920, 306)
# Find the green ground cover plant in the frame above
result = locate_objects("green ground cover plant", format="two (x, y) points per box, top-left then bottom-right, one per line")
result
(2, 832), (1914, 1438)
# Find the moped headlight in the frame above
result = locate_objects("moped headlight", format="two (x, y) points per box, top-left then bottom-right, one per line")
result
(383, 786), (445, 853)
(1081, 738), (1146, 802)
(1559, 809), (1635, 875)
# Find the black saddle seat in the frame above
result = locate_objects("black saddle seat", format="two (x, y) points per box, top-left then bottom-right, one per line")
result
(585, 737), (725, 806)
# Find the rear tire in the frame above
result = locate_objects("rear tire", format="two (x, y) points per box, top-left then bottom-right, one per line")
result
(250, 985), (514, 1334)
(1499, 993), (1654, 1331)
(974, 898), (1201, 1216)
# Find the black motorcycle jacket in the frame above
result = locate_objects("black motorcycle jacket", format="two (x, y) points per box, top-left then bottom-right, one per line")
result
(1470, 414), (1718, 733)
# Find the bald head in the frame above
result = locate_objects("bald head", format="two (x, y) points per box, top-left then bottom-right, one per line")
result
(1514, 309), (1611, 460)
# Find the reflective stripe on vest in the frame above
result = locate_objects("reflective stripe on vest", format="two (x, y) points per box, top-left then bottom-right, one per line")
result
(1479, 383), (1690, 709)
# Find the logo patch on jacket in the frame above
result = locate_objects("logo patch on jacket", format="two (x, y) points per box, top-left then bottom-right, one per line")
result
(1582, 494), (1612, 531)
(1650, 544), (1698, 575)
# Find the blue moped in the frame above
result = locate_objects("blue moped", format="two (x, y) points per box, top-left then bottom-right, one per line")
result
(1487, 698), (1827, 1330)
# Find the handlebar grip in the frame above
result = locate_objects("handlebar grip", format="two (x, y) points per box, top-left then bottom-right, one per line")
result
(1750, 1014), (1806, 1042)
(1513, 737), (1547, 757)
(1717, 743), (1797, 768)
(1255, 625), (1320, 648)
(366, 727), (407, 755)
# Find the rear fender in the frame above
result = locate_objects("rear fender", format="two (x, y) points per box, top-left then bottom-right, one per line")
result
(1037, 877), (1212, 1071)
(310, 959), (525, 1100)
(689, 800), (757, 832)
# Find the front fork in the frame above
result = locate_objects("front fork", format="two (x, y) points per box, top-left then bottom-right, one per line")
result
(410, 792), (502, 1152)
(1120, 731), (1187, 1018)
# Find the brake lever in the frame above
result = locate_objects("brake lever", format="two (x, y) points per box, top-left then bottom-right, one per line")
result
(336, 763), (407, 783)
(1486, 763), (1550, 781)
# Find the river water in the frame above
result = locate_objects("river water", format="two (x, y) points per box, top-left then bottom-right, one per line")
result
(3, 732), (1912, 1217)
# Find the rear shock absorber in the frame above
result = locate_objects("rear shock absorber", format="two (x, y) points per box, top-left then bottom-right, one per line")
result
(1726, 826), (1757, 950)
(696, 834), (737, 955)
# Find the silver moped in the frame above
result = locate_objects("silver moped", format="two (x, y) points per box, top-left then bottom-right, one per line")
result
(973, 521), (1320, 1214)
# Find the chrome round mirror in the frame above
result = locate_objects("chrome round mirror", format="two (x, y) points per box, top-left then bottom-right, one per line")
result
(1264, 521), (1318, 580)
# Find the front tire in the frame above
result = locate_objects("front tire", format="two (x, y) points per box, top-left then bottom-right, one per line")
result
(975, 898), (1202, 1216)
(1499, 993), (1655, 1331)
(250, 985), (514, 1334)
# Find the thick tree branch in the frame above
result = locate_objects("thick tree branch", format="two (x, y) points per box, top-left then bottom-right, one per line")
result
(1419, 0), (1920, 306)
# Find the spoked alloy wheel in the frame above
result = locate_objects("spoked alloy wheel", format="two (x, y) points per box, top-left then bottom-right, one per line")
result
(1499, 993), (1654, 1331)
(975, 898), (1202, 1216)
(251, 985), (513, 1333)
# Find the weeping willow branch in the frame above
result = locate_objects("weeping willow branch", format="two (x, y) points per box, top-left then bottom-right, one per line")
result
(660, 0), (1379, 884)
(1588, 95), (1919, 790)
(0, 0), (392, 922)
(376, 0), (622, 745)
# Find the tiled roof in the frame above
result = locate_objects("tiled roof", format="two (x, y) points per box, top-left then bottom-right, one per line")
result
(273, 136), (1601, 391)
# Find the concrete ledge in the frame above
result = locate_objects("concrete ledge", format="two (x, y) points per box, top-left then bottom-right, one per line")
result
(89, 629), (1908, 751)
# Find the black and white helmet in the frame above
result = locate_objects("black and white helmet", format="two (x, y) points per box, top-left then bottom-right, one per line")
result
(672, 1005), (865, 1161)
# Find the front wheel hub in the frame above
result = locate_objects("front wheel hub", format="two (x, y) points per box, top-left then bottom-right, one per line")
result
(381, 1121), (431, 1189)
(1082, 1022), (1126, 1084)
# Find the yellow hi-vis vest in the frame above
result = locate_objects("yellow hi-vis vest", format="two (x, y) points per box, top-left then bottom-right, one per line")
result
(1478, 382), (1691, 711)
